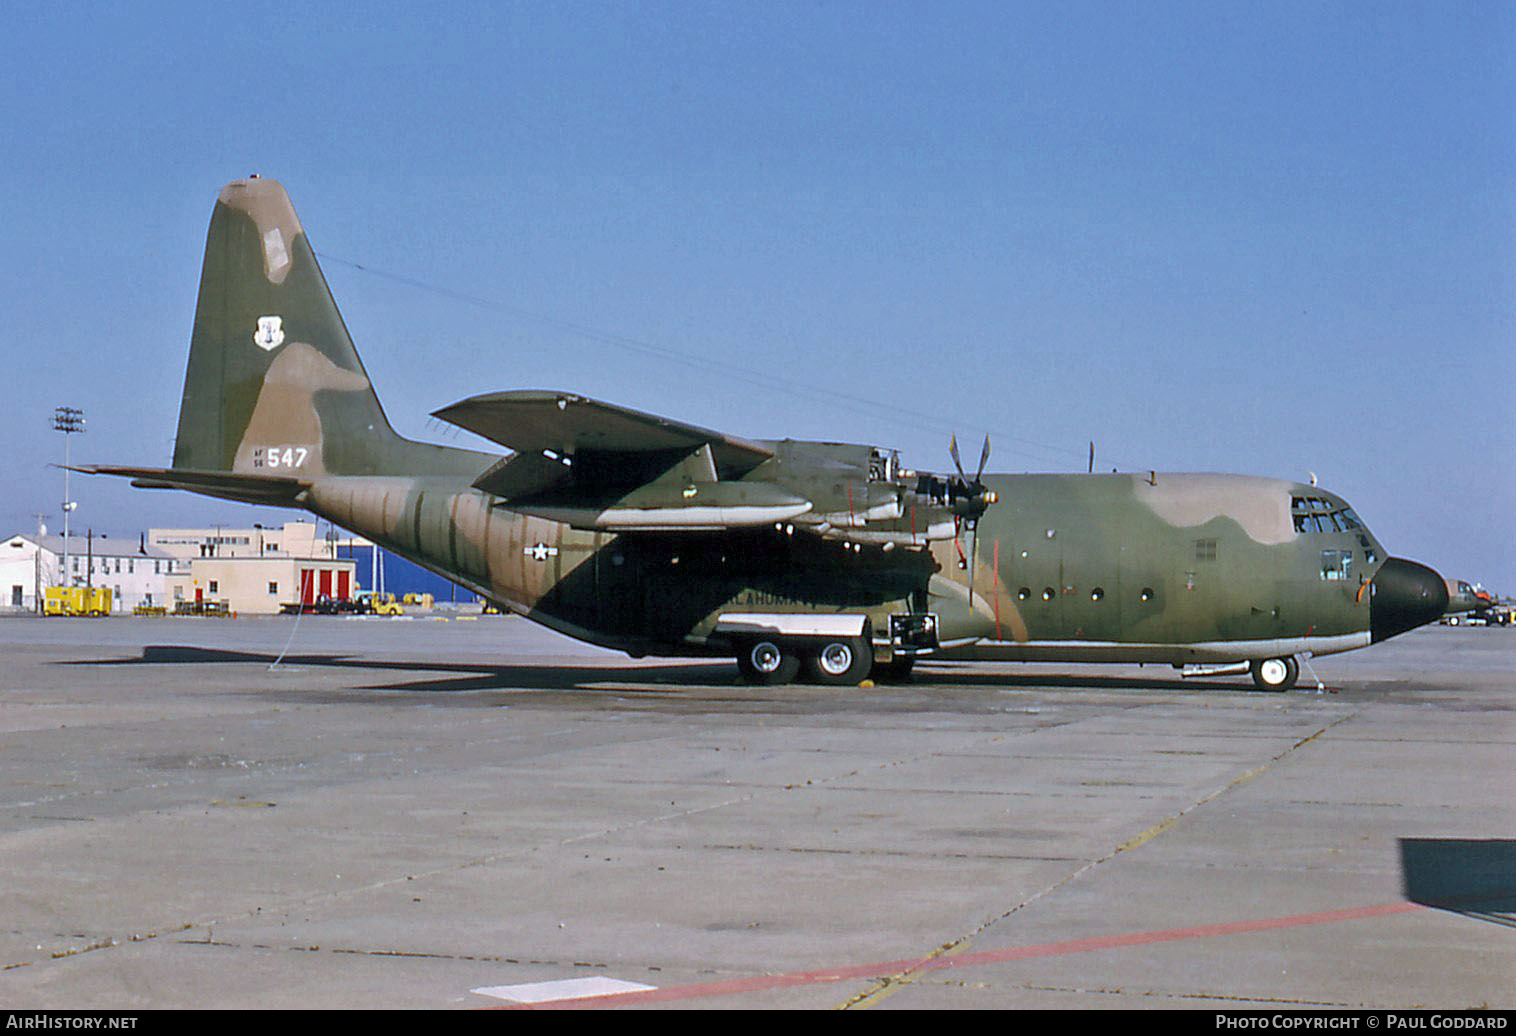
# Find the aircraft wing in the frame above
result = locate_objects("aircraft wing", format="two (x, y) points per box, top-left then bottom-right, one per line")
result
(432, 391), (774, 475)
(433, 391), (807, 530)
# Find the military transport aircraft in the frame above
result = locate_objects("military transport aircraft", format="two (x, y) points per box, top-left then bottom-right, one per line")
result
(83, 178), (1449, 691)
(1445, 579), (1484, 620)
(1442, 579), (1510, 626)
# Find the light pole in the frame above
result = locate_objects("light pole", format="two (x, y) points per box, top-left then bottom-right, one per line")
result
(53, 407), (85, 587)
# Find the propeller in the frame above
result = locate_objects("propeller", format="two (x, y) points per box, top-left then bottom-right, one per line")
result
(946, 433), (996, 514)
(948, 434), (997, 613)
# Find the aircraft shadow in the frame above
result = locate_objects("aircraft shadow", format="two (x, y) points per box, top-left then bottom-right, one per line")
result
(906, 667), (1269, 693)
(64, 645), (1268, 695)
(1399, 838), (1516, 928)
(66, 644), (735, 693)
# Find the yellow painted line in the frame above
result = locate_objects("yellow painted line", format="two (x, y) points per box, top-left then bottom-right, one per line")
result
(1116, 762), (1268, 853)
(837, 938), (972, 1010)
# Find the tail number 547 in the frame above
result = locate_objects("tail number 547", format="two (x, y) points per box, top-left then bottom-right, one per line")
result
(254, 446), (310, 469)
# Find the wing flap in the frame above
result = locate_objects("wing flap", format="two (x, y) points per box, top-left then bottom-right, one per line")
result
(511, 480), (812, 531)
(470, 451), (575, 500)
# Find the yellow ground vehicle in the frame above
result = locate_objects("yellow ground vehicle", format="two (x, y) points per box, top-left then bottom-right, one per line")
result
(401, 593), (434, 609)
(357, 592), (405, 616)
(44, 586), (113, 617)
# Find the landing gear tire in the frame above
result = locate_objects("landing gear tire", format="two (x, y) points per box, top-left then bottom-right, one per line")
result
(737, 639), (800, 685)
(1251, 656), (1299, 692)
(803, 637), (873, 686)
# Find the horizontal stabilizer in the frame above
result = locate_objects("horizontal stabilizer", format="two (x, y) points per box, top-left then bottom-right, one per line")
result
(434, 391), (773, 478)
(77, 465), (308, 506)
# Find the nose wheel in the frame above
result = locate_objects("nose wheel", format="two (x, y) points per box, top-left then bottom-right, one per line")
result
(1250, 656), (1300, 692)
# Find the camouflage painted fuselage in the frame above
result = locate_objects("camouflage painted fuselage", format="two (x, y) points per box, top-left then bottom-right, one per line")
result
(302, 466), (1383, 665)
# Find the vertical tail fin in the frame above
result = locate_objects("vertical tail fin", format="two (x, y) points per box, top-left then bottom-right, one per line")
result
(172, 177), (406, 477)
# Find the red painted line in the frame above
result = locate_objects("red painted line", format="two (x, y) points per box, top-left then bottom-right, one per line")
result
(500, 900), (1424, 1009)
(922, 900), (1423, 974)
(992, 539), (1001, 640)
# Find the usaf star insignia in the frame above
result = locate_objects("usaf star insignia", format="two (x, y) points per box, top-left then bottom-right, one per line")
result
(525, 543), (559, 562)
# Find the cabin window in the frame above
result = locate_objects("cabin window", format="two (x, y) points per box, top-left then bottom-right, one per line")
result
(1194, 539), (1217, 562)
(1041, 587), (1055, 602)
(1017, 587), (1030, 601)
(1320, 550), (1352, 581)
(1140, 587), (1155, 603)
(1090, 587), (1105, 602)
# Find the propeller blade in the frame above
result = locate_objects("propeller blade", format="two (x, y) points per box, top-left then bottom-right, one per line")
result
(975, 434), (991, 483)
(949, 434), (965, 481)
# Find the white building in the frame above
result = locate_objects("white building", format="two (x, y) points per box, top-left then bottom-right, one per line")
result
(162, 555), (358, 615)
(150, 521), (360, 615)
(148, 520), (342, 560)
(1, 532), (184, 612)
(2, 521), (368, 615)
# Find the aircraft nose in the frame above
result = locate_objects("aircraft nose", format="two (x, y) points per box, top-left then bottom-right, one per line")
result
(1370, 558), (1450, 643)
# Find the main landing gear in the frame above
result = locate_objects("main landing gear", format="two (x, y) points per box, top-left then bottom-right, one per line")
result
(736, 639), (801, 685)
(736, 636), (874, 686)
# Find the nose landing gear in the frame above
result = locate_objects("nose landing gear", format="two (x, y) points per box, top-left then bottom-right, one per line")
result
(1250, 656), (1300, 692)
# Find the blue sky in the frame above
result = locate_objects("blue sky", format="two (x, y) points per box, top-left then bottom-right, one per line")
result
(4, 1), (1513, 590)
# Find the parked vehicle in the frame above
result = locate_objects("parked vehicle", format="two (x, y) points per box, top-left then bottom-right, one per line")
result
(43, 586), (112, 617)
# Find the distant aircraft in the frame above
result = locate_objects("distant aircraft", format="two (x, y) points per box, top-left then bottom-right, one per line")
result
(1442, 579), (1509, 626)
(1445, 579), (1484, 619)
(84, 178), (1449, 690)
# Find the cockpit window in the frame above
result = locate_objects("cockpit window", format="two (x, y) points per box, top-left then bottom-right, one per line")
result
(1292, 496), (1359, 536)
